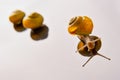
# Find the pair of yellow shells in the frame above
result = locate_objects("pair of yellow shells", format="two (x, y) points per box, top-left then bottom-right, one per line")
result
(9, 10), (49, 41)
(9, 10), (44, 29)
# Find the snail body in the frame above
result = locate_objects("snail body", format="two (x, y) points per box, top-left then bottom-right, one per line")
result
(77, 35), (101, 57)
(9, 10), (48, 40)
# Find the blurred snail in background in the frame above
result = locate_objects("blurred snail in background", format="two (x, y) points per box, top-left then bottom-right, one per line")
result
(68, 16), (111, 67)
(23, 12), (49, 40)
(9, 10), (49, 41)
(9, 10), (26, 32)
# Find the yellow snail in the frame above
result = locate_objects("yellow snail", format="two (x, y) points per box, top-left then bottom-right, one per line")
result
(68, 16), (111, 67)
(9, 10), (26, 32)
(23, 12), (48, 40)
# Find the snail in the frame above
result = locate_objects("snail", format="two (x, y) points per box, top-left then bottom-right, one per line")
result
(68, 16), (111, 67)
(23, 12), (48, 40)
(9, 10), (26, 32)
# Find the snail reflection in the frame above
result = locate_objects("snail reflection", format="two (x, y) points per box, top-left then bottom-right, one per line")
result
(9, 10), (49, 41)
(68, 16), (111, 67)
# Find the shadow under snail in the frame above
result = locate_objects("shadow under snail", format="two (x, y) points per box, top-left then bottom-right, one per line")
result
(68, 16), (111, 67)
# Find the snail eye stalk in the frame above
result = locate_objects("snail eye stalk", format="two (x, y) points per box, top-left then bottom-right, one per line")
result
(82, 56), (93, 67)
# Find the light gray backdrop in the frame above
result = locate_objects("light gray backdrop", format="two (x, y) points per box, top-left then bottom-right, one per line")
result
(0, 0), (119, 80)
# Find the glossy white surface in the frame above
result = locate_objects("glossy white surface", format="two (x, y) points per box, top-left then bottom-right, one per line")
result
(0, 0), (120, 80)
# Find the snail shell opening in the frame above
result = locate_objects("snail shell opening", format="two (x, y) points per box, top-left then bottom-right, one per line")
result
(69, 17), (77, 25)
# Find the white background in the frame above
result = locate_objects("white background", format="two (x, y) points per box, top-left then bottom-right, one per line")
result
(0, 0), (120, 80)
